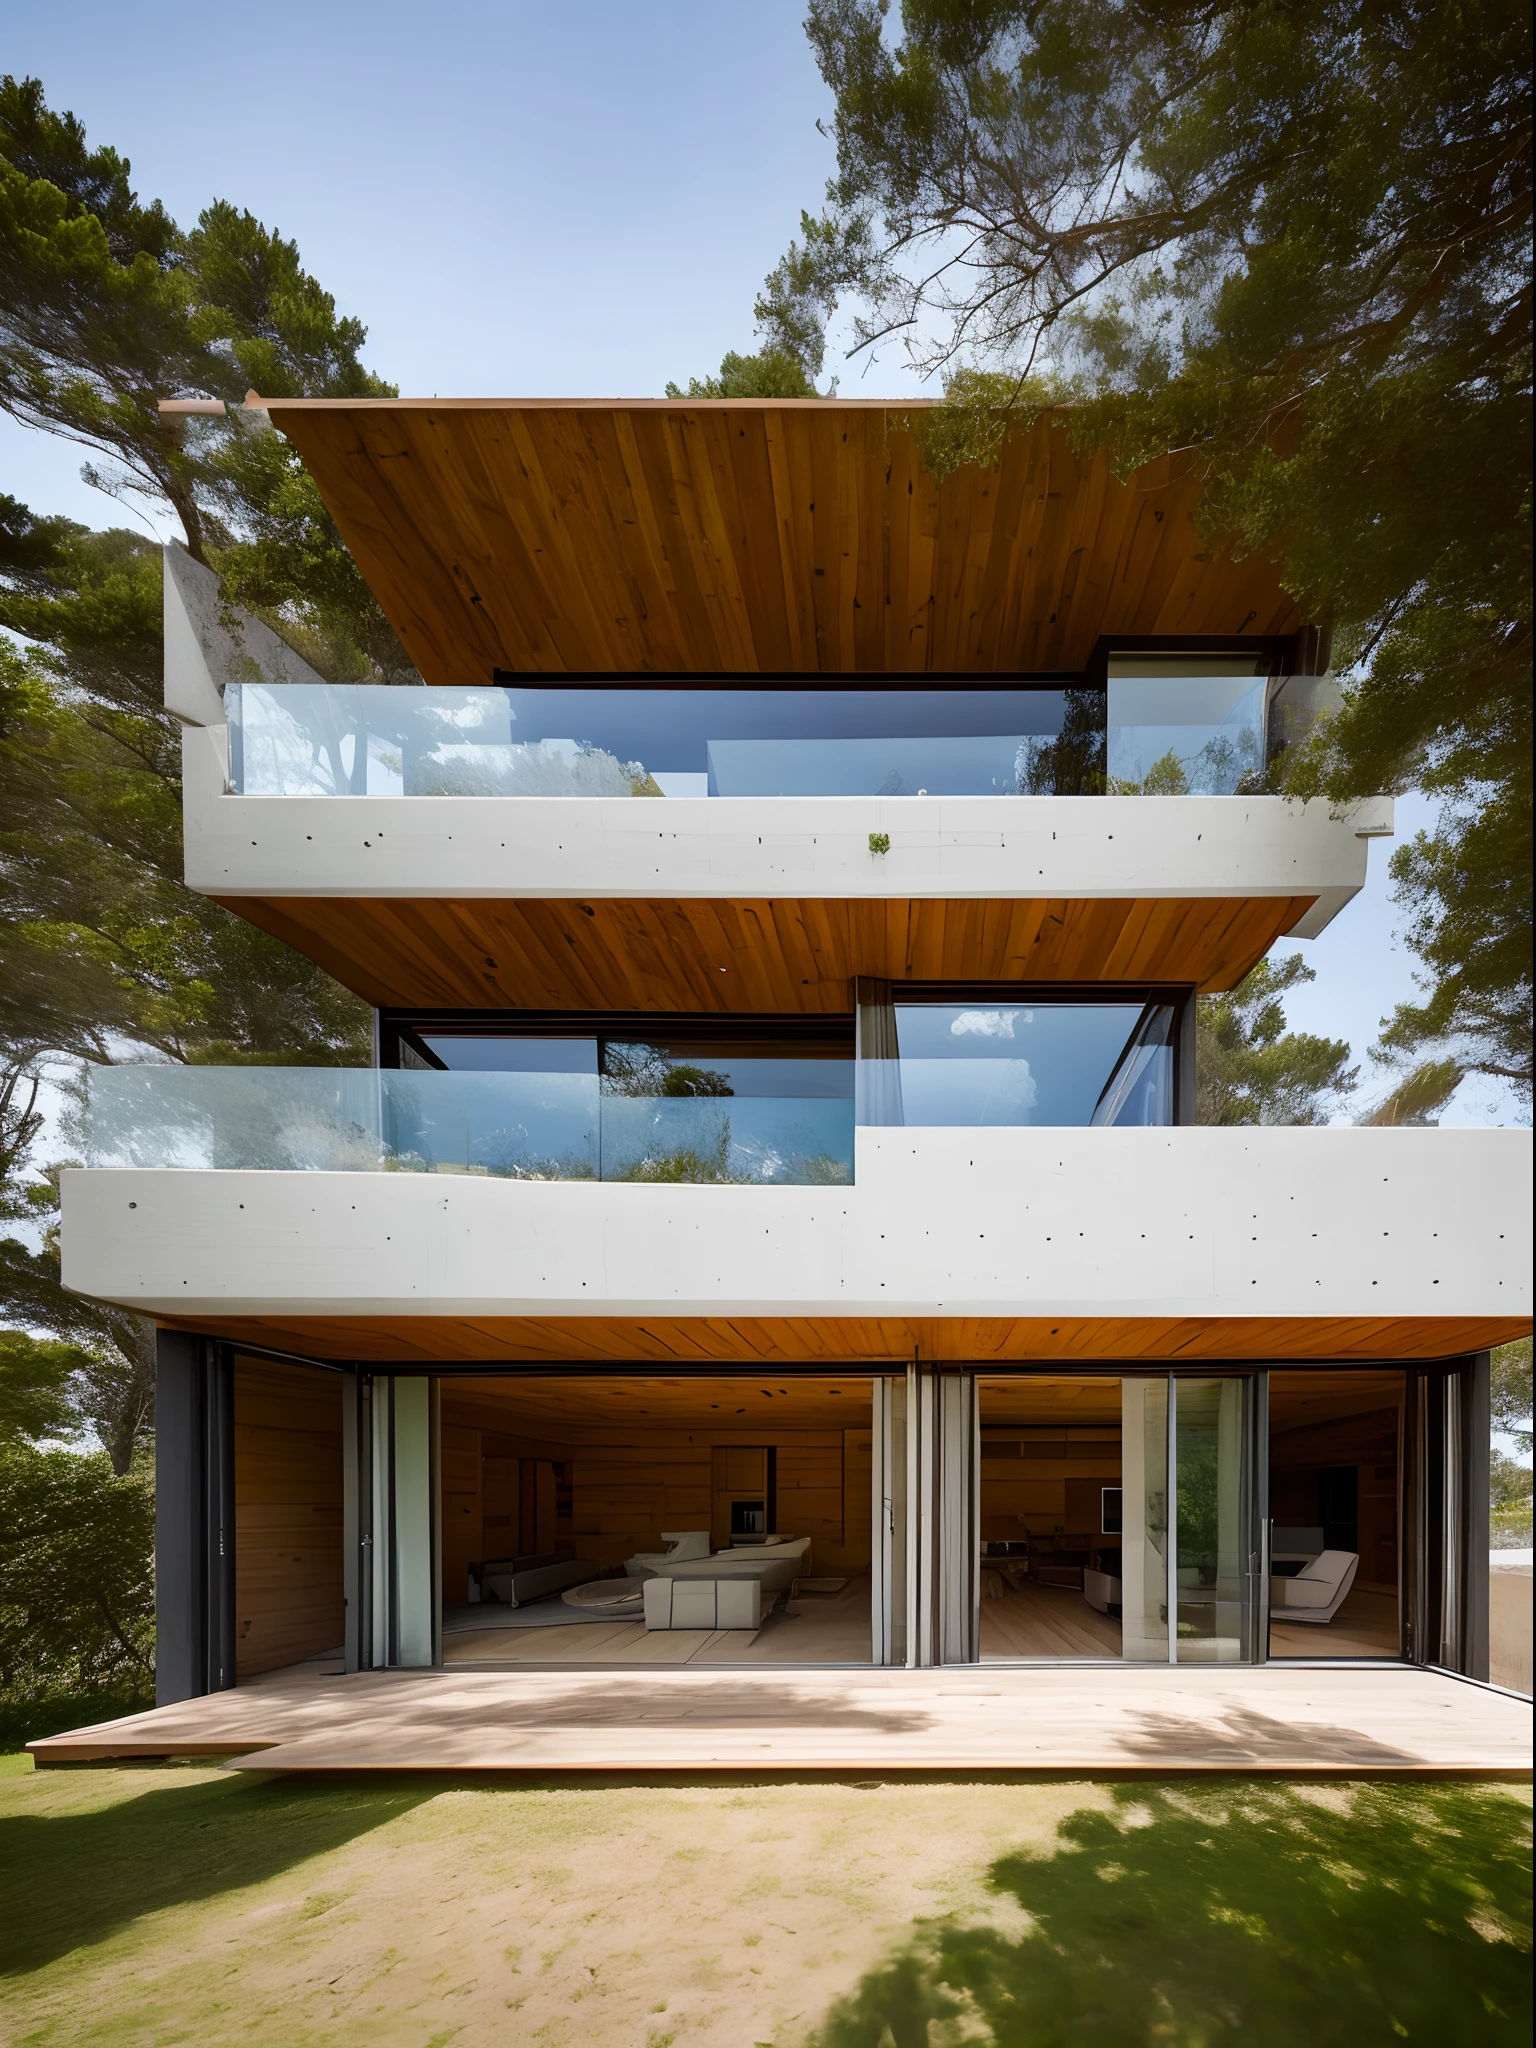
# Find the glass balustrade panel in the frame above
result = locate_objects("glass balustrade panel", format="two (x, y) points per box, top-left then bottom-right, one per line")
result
(856, 1001), (1175, 1127)
(81, 1058), (854, 1186)
(1106, 657), (1269, 795)
(226, 681), (1095, 799)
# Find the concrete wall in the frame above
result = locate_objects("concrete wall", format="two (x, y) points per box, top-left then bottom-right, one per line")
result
(181, 720), (1390, 938)
(61, 1126), (1529, 1327)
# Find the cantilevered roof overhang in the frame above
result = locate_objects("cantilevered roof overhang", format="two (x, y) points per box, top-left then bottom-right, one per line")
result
(242, 396), (1306, 682)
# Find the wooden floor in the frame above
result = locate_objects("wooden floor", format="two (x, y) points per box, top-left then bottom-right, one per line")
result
(28, 1660), (1530, 1775)
(981, 1581), (1123, 1659)
(1270, 1586), (1401, 1660)
(445, 1580), (872, 1667)
(979, 1581), (1404, 1663)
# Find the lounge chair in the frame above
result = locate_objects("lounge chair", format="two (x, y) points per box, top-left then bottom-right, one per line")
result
(1269, 1549), (1359, 1624)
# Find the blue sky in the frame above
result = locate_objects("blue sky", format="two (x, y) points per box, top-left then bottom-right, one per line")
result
(2, 1), (1523, 1127)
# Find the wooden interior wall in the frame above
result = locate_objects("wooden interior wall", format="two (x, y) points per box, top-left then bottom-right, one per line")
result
(437, 1420), (871, 1576)
(219, 892), (1312, 1014)
(441, 1422), (482, 1609)
(1271, 1405), (1400, 1594)
(981, 1427), (1123, 1542)
(232, 1358), (343, 1678)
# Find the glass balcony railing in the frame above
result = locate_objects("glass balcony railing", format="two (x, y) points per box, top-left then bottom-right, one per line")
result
(226, 681), (1081, 799)
(222, 669), (1276, 801)
(80, 1065), (856, 1186)
(80, 1001), (1176, 1182)
(1104, 659), (1268, 796)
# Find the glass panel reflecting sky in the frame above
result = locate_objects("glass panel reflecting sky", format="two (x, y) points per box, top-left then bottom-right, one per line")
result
(858, 1003), (1174, 1126)
(228, 682), (1073, 799)
(80, 1064), (852, 1185)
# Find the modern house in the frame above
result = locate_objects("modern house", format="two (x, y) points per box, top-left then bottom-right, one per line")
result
(58, 397), (1532, 1721)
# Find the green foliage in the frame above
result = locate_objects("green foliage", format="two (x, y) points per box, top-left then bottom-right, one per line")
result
(810, 1782), (1532, 2046)
(0, 80), (381, 1497)
(1360, 1056), (1464, 1126)
(1491, 1337), (1532, 1455)
(0, 1332), (82, 1445)
(895, 365), (1070, 478)
(1197, 954), (1356, 1125)
(0, 71), (411, 675)
(770, 0), (1532, 1089)
(0, 523), (372, 1067)
(1490, 1450), (1532, 1546)
(0, 1444), (154, 1713)
(867, 831), (890, 854)
(664, 346), (820, 398)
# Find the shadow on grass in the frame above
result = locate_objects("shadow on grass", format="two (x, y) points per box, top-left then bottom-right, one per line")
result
(810, 1782), (1532, 2047)
(0, 1769), (432, 1976)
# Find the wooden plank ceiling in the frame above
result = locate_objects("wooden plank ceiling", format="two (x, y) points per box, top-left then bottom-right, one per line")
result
(436, 1374), (871, 1433)
(258, 397), (1306, 681)
(217, 892), (1313, 1009)
(162, 1311), (1529, 1368)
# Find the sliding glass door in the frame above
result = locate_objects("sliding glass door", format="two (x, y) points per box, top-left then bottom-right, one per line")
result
(1172, 1377), (1260, 1662)
(980, 1370), (1261, 1666)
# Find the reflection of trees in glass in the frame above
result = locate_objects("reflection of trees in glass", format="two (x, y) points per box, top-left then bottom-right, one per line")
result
(413, 741), (662, 799)
(1491, 1338), (1533, 1547)
(1177, 1435), (1221, 1582)
(1146, 1486), (1167, 1559)
(613, 1120), (737, 1184)
(602, 1044), (734, 1097)
(1112, 726), (1264, 796)
(1014, 689), (1106, 794)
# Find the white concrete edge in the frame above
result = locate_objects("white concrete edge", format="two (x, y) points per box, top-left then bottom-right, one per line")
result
(58, 1124), (1531, 1324)
(180, 720), (1393, 920)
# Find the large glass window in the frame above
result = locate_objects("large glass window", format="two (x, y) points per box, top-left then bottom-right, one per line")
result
(1107, 655), (1269, 794)
(856, 998), (1176, 1127)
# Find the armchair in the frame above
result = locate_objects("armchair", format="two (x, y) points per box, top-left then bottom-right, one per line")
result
(1269, 1549), (1359, 1624)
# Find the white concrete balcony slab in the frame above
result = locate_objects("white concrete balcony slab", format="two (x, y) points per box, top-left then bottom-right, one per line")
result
(182, 719), (1389, 934)
(61, 1127), (1530, 1363)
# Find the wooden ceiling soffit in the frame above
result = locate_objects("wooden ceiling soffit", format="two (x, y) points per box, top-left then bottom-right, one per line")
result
(156, 1313), (1530, 1368)
(212, 893), (1315, 1011)
(258, 399), (1306, 681)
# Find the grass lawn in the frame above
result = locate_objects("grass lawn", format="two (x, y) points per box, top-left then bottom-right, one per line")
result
(0, 1754), (1528, 2046)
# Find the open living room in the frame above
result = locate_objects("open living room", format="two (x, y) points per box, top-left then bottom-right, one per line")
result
(437, 1375), (875, 1665)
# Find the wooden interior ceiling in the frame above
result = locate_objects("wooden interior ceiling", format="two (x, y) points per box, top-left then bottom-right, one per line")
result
(258, 397), (1306, 682)
(216, 892), (1312, 1010)
(1268, 1369), (1406, 1432)
(437, 1374), (871, 1433)
(162, 1312), (1530, 1368)
(979, 1378), (1125, 1424)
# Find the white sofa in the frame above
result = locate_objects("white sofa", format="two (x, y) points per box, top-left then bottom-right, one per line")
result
(1270, 1549), (1359, 1624)
(643, 1576), (762, 1631)
(623, 1531), (712, 1578)
(659, 1537), (811, 1595)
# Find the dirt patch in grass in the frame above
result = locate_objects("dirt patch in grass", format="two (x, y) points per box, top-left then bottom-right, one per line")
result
(0, 1756), (1529, 2046)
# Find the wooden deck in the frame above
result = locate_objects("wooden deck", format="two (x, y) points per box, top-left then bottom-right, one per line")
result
(27, 1661), (1531, 1776)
